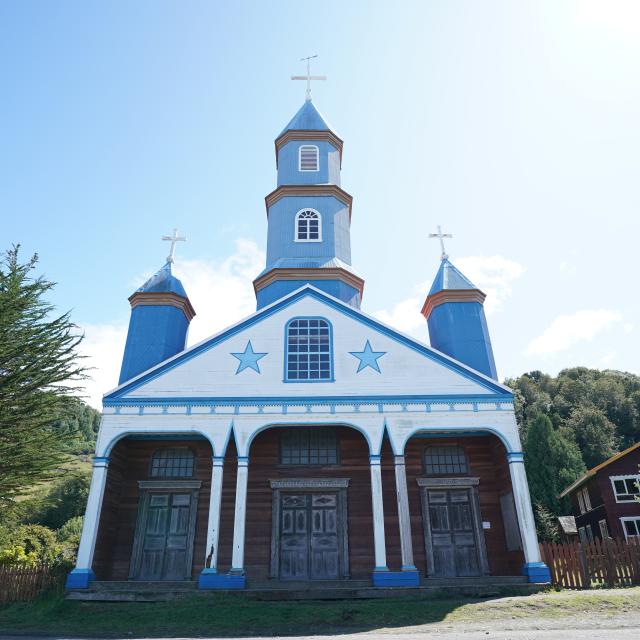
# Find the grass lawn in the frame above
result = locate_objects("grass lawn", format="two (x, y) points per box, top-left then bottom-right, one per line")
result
(1, 587), (639, 637)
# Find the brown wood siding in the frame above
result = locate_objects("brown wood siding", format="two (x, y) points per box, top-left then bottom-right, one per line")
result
(404, 435), (524, 576)
(92, 438), (212, 580)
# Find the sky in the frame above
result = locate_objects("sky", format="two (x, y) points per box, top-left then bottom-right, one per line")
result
(2, 0), (639, 408)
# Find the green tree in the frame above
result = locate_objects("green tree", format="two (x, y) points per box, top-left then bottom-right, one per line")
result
(564, 405), (617, 468)
(534, 504), (560, 543)
(0, 246), (86, 509)
(525, 414), (585, 515)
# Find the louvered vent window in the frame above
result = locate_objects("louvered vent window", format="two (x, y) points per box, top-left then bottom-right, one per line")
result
(425, 446), (468, 475)
(295, 209), (321, 242)
(150, 447), (195, 478)
(299, 145), (319, 171)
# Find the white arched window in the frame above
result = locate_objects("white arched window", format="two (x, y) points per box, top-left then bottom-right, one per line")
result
(299, 145), (319, 171)
(295, 209), (322, 242)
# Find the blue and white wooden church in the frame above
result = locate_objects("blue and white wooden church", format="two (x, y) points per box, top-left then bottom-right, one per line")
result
(67, 68), (550, 591)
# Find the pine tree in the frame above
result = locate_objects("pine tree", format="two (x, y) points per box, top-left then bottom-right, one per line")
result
(0, 246), (86, 510)
(525, 413), (585, 515)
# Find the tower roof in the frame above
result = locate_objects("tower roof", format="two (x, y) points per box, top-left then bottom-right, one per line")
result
(134, 261), (188, 298)
(428, 258), (478, 296)
(279, 100), (335, 135)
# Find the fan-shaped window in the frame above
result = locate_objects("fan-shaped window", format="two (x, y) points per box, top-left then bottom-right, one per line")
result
(285, 317), (332, 381)
(295, 209), (322, 242)
(425, 446), (468, 475)
(150, 447), (195, 478)
(299, 145), (319, 171)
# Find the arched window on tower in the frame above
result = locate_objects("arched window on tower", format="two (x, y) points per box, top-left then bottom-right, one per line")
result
(295, 209), (322, 242)
(299, 145), (319, 171)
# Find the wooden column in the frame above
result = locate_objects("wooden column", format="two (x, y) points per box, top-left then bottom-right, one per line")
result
(369, 455), (388, 570)
(75, 456), (110, 569)
(205, 456), (225, 570)
(394, 455), (416, 569)
(231, 456), (249, 573)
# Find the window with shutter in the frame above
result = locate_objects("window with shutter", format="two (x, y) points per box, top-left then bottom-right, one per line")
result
(299, 145), (319, 171)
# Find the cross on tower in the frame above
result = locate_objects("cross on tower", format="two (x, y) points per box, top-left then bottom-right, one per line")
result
(162, 228), (186, 264)
(291, 54), (327, 102)
(429, 225), (453, 261)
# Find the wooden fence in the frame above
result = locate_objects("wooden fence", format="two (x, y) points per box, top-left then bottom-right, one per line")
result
(0, 565), (57, 602)
(540, 537), (640, 589)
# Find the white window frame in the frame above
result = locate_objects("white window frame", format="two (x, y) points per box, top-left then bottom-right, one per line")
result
(581, 486), (592, 512)
(610, 474), (640, 503)
(598, 519), (609, 539)
(298, 145), (319, 172)
(620, 516), (640, 539)
(294, 209), (322, 243)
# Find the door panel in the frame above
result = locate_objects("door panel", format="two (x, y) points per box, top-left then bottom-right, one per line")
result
(133, 491), (195, 581)
(426, 488), (481, 577)
(279, 492), (341, 580)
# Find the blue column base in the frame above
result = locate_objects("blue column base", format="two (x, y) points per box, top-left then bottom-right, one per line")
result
(65, 568), (96, 590)
(372, 570), (420, 587)
(522, 562), (551, 584)
(198, 569), (246, 590)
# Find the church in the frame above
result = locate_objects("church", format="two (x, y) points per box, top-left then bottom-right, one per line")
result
(66, 85), (551, 592)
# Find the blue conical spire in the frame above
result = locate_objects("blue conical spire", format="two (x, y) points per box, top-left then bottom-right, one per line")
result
(428, 258), (477, 296)
(136, 261), (188, 297)
(279, 100), (335, 135)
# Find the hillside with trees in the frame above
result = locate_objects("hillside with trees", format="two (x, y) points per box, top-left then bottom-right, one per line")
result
(507, 368), (640, 540)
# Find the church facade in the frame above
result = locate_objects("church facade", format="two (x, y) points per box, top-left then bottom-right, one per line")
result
(66, 97), (550, 591)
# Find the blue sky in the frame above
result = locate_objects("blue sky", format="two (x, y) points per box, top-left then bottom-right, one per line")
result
(2, 1), (639, 407)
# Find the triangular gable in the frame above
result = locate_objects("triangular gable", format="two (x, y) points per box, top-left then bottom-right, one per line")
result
(105, 285), (511, 402)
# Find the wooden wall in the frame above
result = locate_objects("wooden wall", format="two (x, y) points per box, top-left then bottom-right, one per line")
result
(92, 430), (523, 581)
(92, 438), (213, 580)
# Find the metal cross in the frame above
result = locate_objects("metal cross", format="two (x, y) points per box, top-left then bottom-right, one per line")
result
(162, 228), (186, 264)
(291, 54), (327, 102)
(429, 225), (453, 261)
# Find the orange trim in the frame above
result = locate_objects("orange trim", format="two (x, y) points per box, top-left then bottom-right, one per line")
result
(264, 185), (353, 220)
(253, 267), (364, 296)
(274, 130), (344, 168)
(559, 441), (640, 498)
(421, 289), (486, 320)
(128, 292), (196, 322)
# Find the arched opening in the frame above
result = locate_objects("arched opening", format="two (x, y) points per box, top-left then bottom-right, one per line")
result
(237, 424), (373, 582)
(92, 435), (213, 581)
(402, 431), (524, 578)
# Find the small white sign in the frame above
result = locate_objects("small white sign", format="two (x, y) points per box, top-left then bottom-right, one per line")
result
(482, 521), (491, 530)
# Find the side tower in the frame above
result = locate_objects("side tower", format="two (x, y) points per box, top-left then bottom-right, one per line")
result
(119, 260), (195, 384)
(252, 98), (364, 309)
(421, 257), (498, 380)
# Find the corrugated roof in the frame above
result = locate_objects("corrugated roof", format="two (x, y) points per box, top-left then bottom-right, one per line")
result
(255, 257), (360, 280)
(134, 262), (188, 298)
(279, 100), (335, 135)
(559, 441), (640, 498)
(428, 258), (478, 296)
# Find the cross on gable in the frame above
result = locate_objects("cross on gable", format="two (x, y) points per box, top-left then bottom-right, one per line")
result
(162, 228), (186, 264)
(291, 54), (327, 102)
(429, 225), (453, 261)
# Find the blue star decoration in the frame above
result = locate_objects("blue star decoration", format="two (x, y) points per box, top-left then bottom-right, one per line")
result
(349, 340), (386, 373)
(231, 340), (267, 374)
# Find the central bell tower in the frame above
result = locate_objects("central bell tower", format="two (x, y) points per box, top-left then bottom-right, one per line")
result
(253, 98), (364, 309)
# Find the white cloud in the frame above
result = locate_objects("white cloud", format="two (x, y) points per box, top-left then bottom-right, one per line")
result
(78, 239), (264, 409)
(525, 309), (623, 356)
(454, 255), (525, 315)
(372, 255), (524, 338)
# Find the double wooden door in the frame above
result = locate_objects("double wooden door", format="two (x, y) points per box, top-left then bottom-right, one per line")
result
(424, 488), (483, 577)
(130, 488), (199, 581)
(279, 493), (341, 580)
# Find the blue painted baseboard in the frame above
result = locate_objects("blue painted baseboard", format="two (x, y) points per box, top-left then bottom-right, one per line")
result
(522, 562), (551, 584)
(65, 568), (96, 589)
(372, 570), (420, 587)
(198, 569), (246, 590)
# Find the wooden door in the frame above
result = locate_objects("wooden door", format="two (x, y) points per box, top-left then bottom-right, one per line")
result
(132, 492), (196, 580)
(279, 493), (340, 580)
(426, 488), (481, 577)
